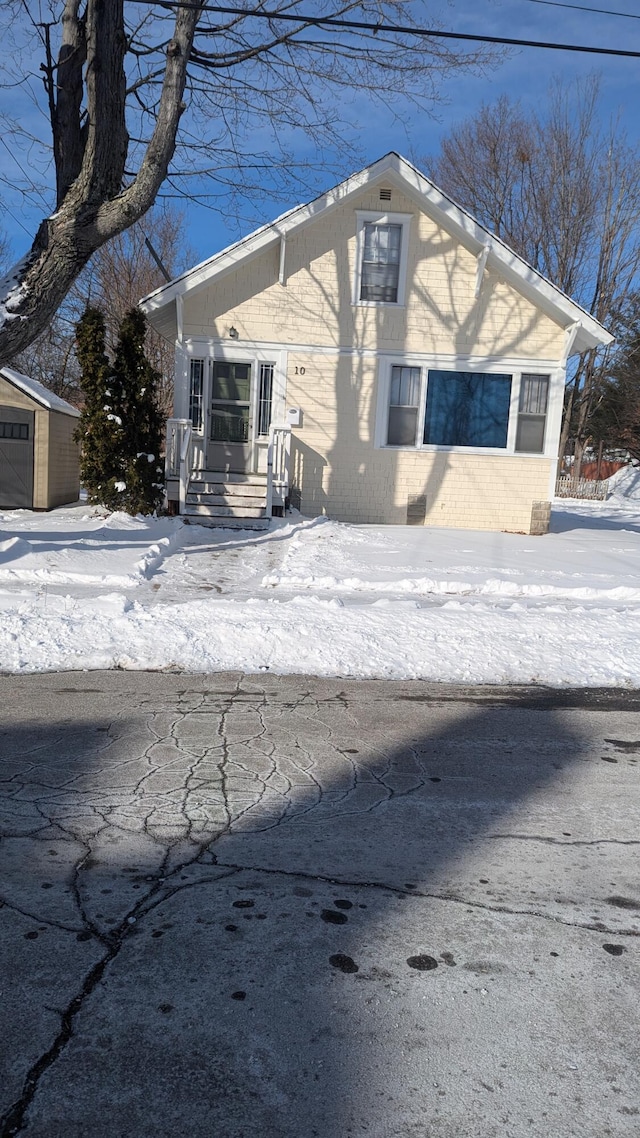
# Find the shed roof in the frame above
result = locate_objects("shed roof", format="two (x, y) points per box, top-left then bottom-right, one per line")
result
(0, 367), (81, 417)
(140, 152), (613, 355)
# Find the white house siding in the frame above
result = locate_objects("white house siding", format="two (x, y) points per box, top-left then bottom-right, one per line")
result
(180, 186), (565, 532)
(182, 186), (565, 360)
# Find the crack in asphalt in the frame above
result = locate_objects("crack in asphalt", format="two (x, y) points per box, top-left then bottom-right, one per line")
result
(208, 859), (640, 938)
(1, 680), (639, 1133)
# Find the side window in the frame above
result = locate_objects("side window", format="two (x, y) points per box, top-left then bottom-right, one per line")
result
(189, 359), (204, 431)
(257, 363), (274, 437)
(361, 223), (402, 303)
(423, 370), (512, 449)
(515, 374), (549, 453)
(387, 365), (420, 446)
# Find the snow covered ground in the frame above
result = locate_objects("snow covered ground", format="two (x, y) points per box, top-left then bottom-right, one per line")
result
(1, 467), (640, 685)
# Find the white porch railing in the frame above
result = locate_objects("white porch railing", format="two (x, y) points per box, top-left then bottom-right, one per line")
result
(165, 418), (192, 515)
(178, 422), (193, 515)
(266, 425), (291, 517)
(165, 418), (191, 480)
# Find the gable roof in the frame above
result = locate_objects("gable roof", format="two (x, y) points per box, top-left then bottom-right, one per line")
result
(0, 367), (81, 417)
(140, 152), (612, 354)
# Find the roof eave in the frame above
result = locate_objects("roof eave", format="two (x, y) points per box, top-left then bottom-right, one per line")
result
(140, 151), (612, 352)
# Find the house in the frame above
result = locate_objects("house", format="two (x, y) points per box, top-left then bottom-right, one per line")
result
(141, 153), (612, 533)
(0, 367), (80, 510)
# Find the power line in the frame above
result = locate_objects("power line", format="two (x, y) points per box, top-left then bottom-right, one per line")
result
(135, 1), (640, 59)
(0, 137), (51, 214)
(0, 198), (33, 238)
(522, 0), (640, 20)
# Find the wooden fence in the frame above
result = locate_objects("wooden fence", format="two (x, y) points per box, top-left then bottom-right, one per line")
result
(555, 476), (608, 500)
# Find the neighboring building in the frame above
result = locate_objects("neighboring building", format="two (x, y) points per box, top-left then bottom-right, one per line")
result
(141, 153), (612, 533)
(0, 367), (80, 510)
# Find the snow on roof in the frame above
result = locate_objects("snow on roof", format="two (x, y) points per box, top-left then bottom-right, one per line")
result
(0, 367), (81, 417)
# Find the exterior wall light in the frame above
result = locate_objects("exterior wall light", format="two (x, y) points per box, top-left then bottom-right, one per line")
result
(229, 326), (239, 339)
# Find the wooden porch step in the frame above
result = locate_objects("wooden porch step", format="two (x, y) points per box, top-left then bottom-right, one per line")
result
(186, 496), (267, 510)
(185, 503), (267, 519)
(190, 470), (267, 485)
(188, 483), (267, 499)
(184, 516), (271, 531)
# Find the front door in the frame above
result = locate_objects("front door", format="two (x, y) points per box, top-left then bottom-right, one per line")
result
(206, 361), (252, 472)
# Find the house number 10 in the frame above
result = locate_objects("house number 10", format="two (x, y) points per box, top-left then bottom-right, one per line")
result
(294, 366), (306, 375)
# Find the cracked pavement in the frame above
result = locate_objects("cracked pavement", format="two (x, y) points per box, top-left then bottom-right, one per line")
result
(0, 672), (639, 1137)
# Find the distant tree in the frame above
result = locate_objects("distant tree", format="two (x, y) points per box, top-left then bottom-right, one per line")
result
(83, 206), (195, 415)
(426, 76), (640, 469)
(10, 206), (191, 412)
(13, 314), (83, 406)
(591, 301), (640, 464)
(109, 308), (165, 515)
(75, 307), (123, 505)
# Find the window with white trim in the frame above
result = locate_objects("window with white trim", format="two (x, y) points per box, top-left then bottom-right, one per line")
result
(189, 358), (204, 431)
(257, 362), (274, 437)
(387, 365), (420, 445)
(361, 223), (402, 303)
(382, 364), (552, 454)
(515, 374), (549, 453)
(355, 211), (411, 306)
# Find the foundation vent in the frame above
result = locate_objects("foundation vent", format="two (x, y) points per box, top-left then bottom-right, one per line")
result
(406, 494), (427, 525)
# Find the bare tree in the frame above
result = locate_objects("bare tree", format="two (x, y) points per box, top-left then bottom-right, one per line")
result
(0, 0), (498, 367)
(11, 313), (83, 405)
(591, 295), (640, 465)
(9, 204), (193, 411)
(82, 205), (195, 414)
(426, 77), (640, 467)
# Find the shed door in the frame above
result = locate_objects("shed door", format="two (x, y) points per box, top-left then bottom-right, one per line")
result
(0, 406), (34, 508)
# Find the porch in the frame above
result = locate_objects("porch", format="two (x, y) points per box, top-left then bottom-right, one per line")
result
(165, 419), (291, 527)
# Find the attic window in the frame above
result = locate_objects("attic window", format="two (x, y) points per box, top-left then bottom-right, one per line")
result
(354, 210), (411, 306)
(379, 188), (392, 201)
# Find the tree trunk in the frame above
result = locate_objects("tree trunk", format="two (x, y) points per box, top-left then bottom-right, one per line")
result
(0, 1), (202, 368)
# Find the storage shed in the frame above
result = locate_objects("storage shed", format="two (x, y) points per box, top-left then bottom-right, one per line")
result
(0, 367), (81, 510)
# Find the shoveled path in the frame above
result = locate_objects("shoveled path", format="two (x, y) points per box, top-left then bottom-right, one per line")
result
(1, 672), (639, 1137)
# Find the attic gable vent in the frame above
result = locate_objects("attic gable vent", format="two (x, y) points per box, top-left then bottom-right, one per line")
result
(379, 187), (392, 201)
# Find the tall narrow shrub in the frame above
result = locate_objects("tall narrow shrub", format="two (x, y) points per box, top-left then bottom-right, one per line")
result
(109, 308), (165, 515)
(75, 307), (125, 507)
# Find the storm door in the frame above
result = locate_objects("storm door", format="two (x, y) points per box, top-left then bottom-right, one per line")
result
(0, 406), (34, 508)
(206, 361), (252, 472)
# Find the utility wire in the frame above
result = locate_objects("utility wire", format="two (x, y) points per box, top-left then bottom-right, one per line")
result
(521, 0), (640, 20)
(136, 1), (640, 59)
(0, 137), (51, 214)
(0, 198), (33, 238)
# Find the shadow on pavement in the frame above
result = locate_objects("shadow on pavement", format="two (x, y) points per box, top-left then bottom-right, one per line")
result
(0, 674), (638, 1137)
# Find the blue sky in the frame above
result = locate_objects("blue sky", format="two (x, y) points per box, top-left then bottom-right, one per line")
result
(2, 0), (640, 268)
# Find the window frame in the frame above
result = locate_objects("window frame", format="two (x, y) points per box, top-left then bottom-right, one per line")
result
(353, 210), (412, 308)
(515, 373), (550, 454)
(377, 358), (555, 457)
(188, 357), (205, 432)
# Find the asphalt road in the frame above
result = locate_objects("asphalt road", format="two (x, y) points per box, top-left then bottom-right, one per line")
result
(1, 672), (639, 1137)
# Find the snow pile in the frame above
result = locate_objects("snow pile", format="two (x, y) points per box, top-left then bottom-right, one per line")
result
(0, 487), (640, 685)
(0, 510), (184, 587)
